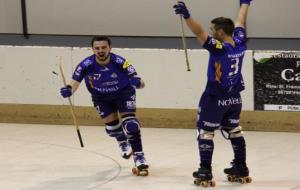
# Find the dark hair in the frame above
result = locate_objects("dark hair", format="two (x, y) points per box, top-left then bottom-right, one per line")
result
(211, 17), (234, 36)
(91, 35), (111, 47)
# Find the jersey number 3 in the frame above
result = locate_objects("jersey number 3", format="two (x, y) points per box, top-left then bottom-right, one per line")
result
(229, 58), (240, 76)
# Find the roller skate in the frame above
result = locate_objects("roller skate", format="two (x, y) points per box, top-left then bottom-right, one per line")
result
(193, 165), (216, 187)
(118, 141), (132, 159)
(224, 161), (252, 184)
(132, 152), (149, 176)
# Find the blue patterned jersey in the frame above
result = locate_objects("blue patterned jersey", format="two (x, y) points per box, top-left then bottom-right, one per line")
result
(72, 53), (137, 95)
(203, 27), (247, 96)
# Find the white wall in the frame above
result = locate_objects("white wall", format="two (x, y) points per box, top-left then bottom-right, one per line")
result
(0, 46), (254, 110)
(0, 0), (22, 33)
(1, 0), (300, 38)
(24, 0), (300, 38)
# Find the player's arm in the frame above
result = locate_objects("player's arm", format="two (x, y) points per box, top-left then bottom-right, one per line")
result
(173, 1), (208, 46)
(60, 64), (84, 98)
(121, 59), (145, 89)
(60, 80), (81, 98)
(235, 0), (251, 28)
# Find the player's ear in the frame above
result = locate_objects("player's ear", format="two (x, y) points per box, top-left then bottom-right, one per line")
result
(219, 29), (226, 38)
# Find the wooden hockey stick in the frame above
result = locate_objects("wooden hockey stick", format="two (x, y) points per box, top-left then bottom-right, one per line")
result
(179, 9), (191, 71)
(59, 56), (84, 148)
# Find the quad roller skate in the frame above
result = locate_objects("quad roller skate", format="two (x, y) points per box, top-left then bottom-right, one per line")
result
(118, 141), (132, 159)
(132, 152), (149, 176)
(193, 165), (216, 187)
(224, 161), (252, 184)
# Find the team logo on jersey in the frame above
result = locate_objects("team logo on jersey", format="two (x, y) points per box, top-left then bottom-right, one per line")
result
(122, 61), (131, 69)
(111, 73), (118, 78)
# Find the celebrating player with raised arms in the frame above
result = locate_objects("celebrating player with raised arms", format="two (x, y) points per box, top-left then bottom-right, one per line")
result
(174, 0), (252, 186)
(60, 36), (149, 176)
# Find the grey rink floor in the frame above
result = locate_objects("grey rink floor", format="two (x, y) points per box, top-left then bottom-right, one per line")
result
(0, 123), (299, 190)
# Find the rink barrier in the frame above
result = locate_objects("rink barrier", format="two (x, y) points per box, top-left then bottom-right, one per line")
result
(0, 104), (299, 133)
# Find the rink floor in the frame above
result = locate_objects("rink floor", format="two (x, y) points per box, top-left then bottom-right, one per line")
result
(0, 123), (299, 190)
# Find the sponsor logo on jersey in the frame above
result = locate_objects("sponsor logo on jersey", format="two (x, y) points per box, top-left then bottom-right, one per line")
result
(203, 121), (220, 128)
(126, 101), (136, 109)
(116, 57), (124, 64)
(130, 95), (136, 101)
(218, 97), (242, 106)
(102, 81), (119, 86)
(75, 66), (82, 76)
(210, 38), (223, 49)
(83, 59), (92, 66)
(111, 73), (118, 78)
(94, 86), (119, 93)
(127, 65), (136, 74)
(199, 144), (213, 151)
(100, 67), (109, 71)
(229, 119), (239, 124)
(216, 40), (223, 49)
(122, 60), (131, 69)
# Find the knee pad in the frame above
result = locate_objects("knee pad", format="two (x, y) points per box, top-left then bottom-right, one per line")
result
(197, 129), (215, 140)
(105, 120), (124, 138)
(122, 115), (140, 135)
(225, 126), (243, 139)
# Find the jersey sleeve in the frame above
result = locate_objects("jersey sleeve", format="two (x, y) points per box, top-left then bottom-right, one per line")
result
(72, 58), (91, 82)
(203, 36), (226, 57)
(233, 27), (247, 45)
(115, 55), (137, 77)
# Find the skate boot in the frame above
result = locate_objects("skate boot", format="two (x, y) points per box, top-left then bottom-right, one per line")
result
(118, 141), (132, 159)
(132, 152), (149, 176)
(193, 165), (216, 187)
(224, 161), (252, 184)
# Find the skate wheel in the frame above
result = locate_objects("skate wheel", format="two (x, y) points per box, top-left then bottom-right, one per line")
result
(238, 178), (245, 184)
(132, 168), (138, 175)
(227, 175), (235, 182)
(194, 179), (200, 186)
(245, 176), (252, 183)
(210, 180), (216, 187)
(132, 168), (148, 176)
(139, 169), (149, 176)
(200, 181), (208, 187)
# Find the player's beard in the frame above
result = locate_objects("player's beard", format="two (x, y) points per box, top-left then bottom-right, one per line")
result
(97, 53), (110, 62)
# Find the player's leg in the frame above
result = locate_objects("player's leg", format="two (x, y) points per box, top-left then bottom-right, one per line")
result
(194, 93), (224, 182)
(221, 95), (250, 180)
(117, 86), (148, 169)
(94, 100), (132, 159)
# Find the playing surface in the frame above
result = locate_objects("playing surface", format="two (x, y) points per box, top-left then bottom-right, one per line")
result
(0, 123), (299, 190)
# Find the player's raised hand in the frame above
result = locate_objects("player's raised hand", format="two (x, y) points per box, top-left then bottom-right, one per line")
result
(173, 1), (190, 19)
(60, 85), (72, 98)
(240, 0), (252, 5)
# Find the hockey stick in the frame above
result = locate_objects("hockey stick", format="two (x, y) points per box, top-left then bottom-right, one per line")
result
(59, 56), (84, 148)
(178, 6), (191, 71)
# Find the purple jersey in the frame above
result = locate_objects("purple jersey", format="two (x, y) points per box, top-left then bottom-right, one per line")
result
(203, 27), (247, 96)
(72, 53), (137, 95)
